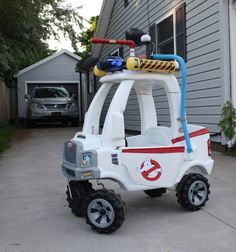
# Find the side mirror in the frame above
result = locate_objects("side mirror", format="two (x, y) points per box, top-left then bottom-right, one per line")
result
(24, 94), (30, 100)
(71, 93), (77, 101)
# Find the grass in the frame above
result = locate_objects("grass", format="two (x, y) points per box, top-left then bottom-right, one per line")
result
(0, 121), (15, 153)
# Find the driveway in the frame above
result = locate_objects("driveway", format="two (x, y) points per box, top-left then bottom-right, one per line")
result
(0, 127), (235, 252)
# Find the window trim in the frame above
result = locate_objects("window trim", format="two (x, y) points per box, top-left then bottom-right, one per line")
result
(110, 49), (120, 57)
(110, 46), (124, 58)
(155, 2), (184, 57)
(88, 70), (95, 94)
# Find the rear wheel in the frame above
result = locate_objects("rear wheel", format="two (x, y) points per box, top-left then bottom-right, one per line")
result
(66, 180), (94, 217)
(85, 189), (126, 234)
(176, 173), (210, 211)
(144, 188), (166, 198)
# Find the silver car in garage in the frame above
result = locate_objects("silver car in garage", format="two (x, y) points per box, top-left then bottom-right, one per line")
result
(25, 87), (79, 126)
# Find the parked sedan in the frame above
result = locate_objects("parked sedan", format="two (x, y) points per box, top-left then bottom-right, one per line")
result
(25, 87), (79, 126)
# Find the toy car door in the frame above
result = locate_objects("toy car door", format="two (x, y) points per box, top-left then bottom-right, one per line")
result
(121, 146), (185, 187)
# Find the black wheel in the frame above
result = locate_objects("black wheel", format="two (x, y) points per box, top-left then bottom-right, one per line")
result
(144, 188), (166, 198)
(85, 189), (126, 234)
(66, 180), (94, 217)
(176, 173), (210, 211)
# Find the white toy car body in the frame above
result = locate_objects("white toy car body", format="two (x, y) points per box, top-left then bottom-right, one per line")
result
(62, 70), (213, 190)
(61, 35), (214, 234)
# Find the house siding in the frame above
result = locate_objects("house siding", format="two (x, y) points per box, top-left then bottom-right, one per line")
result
(99, 0), (225, 135)
(17, 54), (80, 118)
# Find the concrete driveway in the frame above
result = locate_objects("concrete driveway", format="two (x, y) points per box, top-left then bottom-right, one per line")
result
(0, 126), (235, 252)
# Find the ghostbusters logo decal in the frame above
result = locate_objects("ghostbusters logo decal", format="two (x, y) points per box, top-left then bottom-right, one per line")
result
(137, 158), (162, 181)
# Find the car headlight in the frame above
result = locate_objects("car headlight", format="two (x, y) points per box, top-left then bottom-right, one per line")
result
(31, 102), (44, 109)
(68, 102), (77, 108)
(81, 152), (92, 167)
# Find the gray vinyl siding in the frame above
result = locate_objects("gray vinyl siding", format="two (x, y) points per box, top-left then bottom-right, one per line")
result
(100, 0), (224, 134)
(17, 54), (80, 118)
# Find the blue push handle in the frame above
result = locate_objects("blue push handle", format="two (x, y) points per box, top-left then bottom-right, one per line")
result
(152, 54), (192, 153)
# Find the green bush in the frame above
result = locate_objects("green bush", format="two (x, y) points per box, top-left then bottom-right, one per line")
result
(218, 101), (236, 139)
(0, 121), (15, 153)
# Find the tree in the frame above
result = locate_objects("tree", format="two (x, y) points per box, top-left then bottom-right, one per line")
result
(0, 0), (83, 86)
(78, 16), (99, 58)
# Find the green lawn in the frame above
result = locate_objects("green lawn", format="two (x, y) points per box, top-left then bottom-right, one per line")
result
(0, 121), (15, 153)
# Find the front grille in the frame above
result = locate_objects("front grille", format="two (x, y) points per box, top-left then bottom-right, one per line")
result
(64, 142), (76, 164)
(44, 104), (67, 110)
(65, 168), (75, 177)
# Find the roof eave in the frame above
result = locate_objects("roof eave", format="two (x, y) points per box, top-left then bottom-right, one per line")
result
(17, 49), (81, 77)
(76, 55), (97, 72)
(91, 0), (115, 58)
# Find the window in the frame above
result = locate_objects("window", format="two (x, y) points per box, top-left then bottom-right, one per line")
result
(110, 46), (124, 58)
(149, 3), (186, 60)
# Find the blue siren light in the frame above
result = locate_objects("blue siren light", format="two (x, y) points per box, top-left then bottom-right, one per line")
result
(97, 56), (125, 72)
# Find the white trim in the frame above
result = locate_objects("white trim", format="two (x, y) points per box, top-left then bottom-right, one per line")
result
(155, 8), (175, 25)
(110, 48), (120, 57)
(229, 0), (236, 145)
(173, 11), (177, 54)
(229, 0), (236, 109)
(17, 49), (81, 76)
(218, 0), (231, 144)
(154, 1), (184, 24)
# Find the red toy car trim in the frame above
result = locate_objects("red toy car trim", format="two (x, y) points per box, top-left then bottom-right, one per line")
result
(122, 146), (185, 154)
(172, 128), (209, 144)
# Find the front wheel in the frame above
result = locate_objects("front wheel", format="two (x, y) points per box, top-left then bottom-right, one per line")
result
(85, 189), (126, 234)
(66, 180), (94, 217)
(176, 173), (210, 211)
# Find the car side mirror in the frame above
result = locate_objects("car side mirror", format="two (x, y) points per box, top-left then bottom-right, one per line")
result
(71, 93), (77, 101)
(24, 94), (30, 100)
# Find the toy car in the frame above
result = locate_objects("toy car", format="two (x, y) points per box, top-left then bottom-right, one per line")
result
(61, 30), (214, 234)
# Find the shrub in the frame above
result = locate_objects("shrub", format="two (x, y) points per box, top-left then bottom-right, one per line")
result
(0, 121), (15, 153)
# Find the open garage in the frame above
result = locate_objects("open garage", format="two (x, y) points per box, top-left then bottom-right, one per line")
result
(17, 49), (81, 122)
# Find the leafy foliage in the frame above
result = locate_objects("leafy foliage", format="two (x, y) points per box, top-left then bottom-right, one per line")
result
(0, 121), (15, 153)
(78, 16), (99, 58)
(0, 0), (83, 86)
(218, 101), (236, 139)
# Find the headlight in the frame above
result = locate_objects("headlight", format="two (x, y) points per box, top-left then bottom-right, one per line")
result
(31, 102), (44, 109)
(68, 102), (77, 108)
(81, 152), (92, 167)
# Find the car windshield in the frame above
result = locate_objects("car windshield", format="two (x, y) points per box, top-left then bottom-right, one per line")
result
(33, 88), (69, 98)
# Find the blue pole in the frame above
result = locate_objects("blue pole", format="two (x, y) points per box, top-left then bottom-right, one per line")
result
(152, 54), (192, 153)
